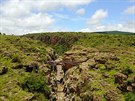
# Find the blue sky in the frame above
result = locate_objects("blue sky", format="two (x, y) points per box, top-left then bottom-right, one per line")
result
(0, 0), (135, 34)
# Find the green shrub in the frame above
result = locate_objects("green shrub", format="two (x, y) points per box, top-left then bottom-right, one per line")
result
(81, 93), (92, 101)
(34, 93), (50, 101)
(11, 54), (21, 63)
(122, 67), (133, 75)
(125, 92), (135, 101)
(21, 73), (50, 98)
(53, 45), (68, 55)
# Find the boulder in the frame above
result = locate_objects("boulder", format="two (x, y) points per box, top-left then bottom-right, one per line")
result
(127, 86), (133, 92)
(131, 83), (135, 87)
(94, 57), (107, 64)
(25, 62), (39, 73)
(0, 66), (8, 75)
(102, 74), (109, 78)
(114, 73), (127, 84)
(0, 96), (6, 101)
(92, 95), (102, 101)
(88, 60), (97, 69)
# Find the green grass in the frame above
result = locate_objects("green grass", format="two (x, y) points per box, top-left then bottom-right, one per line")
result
(21, 73), (50, 98)
(0, 34), (51, 100)
(125, 92), (135, 101)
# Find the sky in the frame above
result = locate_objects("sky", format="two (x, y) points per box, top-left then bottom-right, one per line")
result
(0, 0), (135, 35)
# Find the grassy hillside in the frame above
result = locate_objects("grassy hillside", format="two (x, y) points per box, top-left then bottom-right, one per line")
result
(0, 35), (54, 101)
(24, 32), (135, 54)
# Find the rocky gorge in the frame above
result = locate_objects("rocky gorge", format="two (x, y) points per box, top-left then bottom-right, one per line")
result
(46, 45), (135, 101)
(0, 32), (135, 101)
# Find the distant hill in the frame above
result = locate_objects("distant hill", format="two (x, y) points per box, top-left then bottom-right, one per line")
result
(95, 31), (135, 35)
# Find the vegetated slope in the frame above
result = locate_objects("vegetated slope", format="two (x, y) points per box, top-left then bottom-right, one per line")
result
(25, 32), (135, 101)
(24, 32), (90, 55)
(0, 35), (55, 101)
(62, 34), (135, 101)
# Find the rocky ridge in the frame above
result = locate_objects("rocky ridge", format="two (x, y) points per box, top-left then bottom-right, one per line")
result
(58, 45), (134, 101)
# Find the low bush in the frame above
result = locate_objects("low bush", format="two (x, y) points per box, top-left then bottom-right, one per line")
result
(21, 73), (50, 99)
(122, 67), (133, 76)
(53, 45), (68, 55)
(11, 54), (21, 63)
(125, 92), (135, 101)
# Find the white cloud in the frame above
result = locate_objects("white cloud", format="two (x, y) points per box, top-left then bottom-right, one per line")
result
(124, 5), (135, 15)
(0, 0), (94, 16)
(80, 22), (135, 33)
(76, 8), (85, 15)
(80, 28), (91, 32)
(82, 7), (135, 33)
(54, 13), (69, 19)
(60, 0), (94, 7)
(87, 9), (108, 25)
(0, 13), (55, 35)
(0, 0), (94, 35)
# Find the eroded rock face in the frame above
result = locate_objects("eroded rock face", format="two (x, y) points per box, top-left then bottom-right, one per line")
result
(62, 57), (73, 70)
(50, 36), (61, 45)
(63, 65), (124, 101)
(62, 46), (121, 73)
(29, 35), (80, 48)
(61, 46), (126, 101)
(62, 46), (91, 72)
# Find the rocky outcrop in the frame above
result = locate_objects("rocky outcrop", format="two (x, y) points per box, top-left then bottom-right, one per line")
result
(63, 64), (124, 101)
(45, 44), (134, 100)
(62, 45), (121, 72)
(62, 46), (91, 72)
(114, 73), (135, 92)
(60, 45), (126, 101)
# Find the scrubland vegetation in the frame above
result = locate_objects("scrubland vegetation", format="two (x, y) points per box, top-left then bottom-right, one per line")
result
(0, 32), (135, 101)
